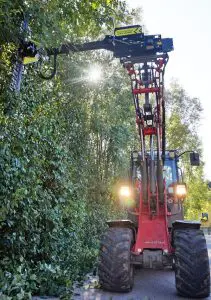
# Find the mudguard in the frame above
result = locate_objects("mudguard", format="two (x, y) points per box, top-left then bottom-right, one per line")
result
(171, 220), (201, 248)
(172, 220), (201, 230)
(107, 219), (136, 229)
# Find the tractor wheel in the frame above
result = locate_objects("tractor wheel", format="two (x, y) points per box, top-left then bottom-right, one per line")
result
(174, 229), (210, 298)
(98, 227), (134, 292)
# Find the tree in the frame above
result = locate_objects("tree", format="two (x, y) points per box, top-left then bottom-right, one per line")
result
(166, 80), (208, 219)
(0, 1), (140, 298)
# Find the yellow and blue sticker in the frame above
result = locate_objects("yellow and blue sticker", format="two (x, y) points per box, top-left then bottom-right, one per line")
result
(114, 25), (142, 37)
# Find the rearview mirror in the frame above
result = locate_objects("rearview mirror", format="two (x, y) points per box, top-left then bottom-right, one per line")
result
(190, 152), (200, 166)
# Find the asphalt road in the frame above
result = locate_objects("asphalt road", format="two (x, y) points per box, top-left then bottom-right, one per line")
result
(77, 234), (211, 300)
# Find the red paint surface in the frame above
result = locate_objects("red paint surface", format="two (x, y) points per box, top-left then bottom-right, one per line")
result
(133, 186), (172, 254)
(143, 127), (157, 136)
(133, 87), (160, 94)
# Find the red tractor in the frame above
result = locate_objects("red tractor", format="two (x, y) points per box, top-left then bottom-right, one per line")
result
(95, 26), (210, 298)
(11, 23), (210, 298)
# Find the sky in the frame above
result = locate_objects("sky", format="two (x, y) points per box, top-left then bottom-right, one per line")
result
(127, 0), (211, 179)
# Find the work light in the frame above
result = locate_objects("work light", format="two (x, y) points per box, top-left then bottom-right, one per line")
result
(175, 184), (187, 198)
(119, 186), (131, 197)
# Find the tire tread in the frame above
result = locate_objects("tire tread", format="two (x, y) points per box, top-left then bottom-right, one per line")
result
(98, 227), (134, 292)
(174, 229), (210, 298)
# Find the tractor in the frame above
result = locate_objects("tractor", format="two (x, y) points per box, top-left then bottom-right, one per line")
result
(11, 24), (210, 298)
(98, 150), (209, 297)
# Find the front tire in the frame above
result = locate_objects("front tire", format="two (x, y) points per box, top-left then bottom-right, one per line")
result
(174, 229), (210, 298)
(98, 227), (134, 292)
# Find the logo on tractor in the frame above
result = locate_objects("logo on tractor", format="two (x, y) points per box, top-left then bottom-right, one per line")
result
(145, 241), (165, 244)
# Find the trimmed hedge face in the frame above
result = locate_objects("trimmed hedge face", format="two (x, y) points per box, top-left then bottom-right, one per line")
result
(0, 2), (137, 298)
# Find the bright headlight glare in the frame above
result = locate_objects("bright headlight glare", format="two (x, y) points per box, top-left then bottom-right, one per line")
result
(119, 186), (131, 197)
(176, 184), (187, 197)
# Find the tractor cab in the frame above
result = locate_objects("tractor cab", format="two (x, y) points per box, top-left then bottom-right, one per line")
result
(130, 150), (183, 189)
(127, 150), (188, 226)
(126, 149), (200, 228)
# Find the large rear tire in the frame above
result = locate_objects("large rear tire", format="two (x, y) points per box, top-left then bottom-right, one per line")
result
(174, 229), (210, 298)
(98, 227), (134, 292)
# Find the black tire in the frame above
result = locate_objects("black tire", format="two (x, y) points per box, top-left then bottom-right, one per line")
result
(98, 227), (134, 292)
(174, 229), (210, 298)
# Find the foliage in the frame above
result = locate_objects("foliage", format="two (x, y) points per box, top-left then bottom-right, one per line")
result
(0, 1), (139, 298)
(166, 80), (209, 219)
(0, 0), (129, 44)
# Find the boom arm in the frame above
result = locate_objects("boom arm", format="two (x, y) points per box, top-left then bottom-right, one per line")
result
(46, 27), (173, 59)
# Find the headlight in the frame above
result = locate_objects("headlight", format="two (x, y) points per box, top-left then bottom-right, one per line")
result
(175, 184), (187, 198)
(119, 186), (131, 197)
(118, 186), (135, 207)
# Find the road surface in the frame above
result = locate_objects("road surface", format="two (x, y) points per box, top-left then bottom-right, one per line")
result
(75, 234), (211, 300)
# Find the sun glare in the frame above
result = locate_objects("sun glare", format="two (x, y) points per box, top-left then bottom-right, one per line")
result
(88, 65), (102, 82)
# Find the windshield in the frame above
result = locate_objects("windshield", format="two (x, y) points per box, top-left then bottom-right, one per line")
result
(163, 159), (178, 187)
(132, 155), (178, 187)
